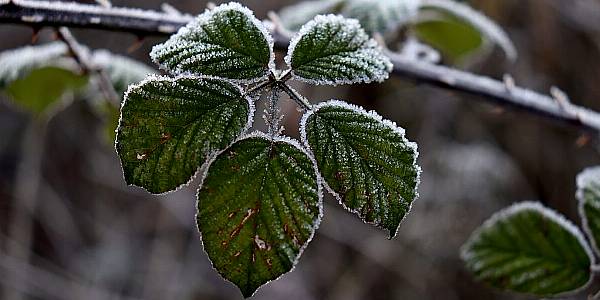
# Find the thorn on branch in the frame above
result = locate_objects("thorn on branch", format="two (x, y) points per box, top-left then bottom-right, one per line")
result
(95, 0), (112, 8)
(503, 74), (516, 92)
(207, 2), (216, 10)
(161, 3), (181, 16)
(550, 86), (571, 110)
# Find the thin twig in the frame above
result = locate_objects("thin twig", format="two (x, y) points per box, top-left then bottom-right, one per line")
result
(56, 27), (120, 105)
(2, 0), (600, 132)
(280, 83), (312, 111)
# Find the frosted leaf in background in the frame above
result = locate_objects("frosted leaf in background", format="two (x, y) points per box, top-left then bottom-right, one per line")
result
(300, 100), (420, 238)
(286, 15), (393, 86)
(150, 2), (274, 83)
(342, 0), (420, 35)
(0, 42), (77, 88)
(461, 202), (594, 297)
(115, 75), (253, 194)
(577, 166), (600, 256)
(419, 0), (517, 60)
(91, 50), (155, 96)
(197, 133), (322, 298)
(278, 0), (346, 32)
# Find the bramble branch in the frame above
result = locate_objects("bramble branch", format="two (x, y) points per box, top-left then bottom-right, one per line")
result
(2, 0), (600, 133)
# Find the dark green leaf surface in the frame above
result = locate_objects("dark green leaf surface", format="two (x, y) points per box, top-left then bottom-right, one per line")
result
(461, 202), (594, 297)
(577, 166), (600, 256)
(7, 66), (87, 117)
(197, 134), (321, 297)
(116, 75), (252, 194)
(150, 2), (273, 82)
(301, 100), (419, 238)
(286, 15), (392, 86)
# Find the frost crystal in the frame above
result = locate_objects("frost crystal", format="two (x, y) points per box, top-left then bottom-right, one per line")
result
(342, 0), (420, 35)
(278, 0), (346, 31)
(286, 14), (393, 86)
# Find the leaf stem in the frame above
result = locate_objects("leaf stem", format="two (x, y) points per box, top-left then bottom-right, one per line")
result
(280, 83), (312, 111)
(245, 79), (273, 98)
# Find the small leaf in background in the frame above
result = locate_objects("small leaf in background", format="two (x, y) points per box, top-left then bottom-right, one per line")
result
(197, 134), (322, 297)
(150, 2), (274, 82)
(301, 100), (420, 238)
(278, 0), (346, 32)
(342, 0), (420, 35)
(99, 101), (120, 145)
(577, 166), (600, 256)
(461, 201), (594, 297)
(414, 16), (483, 62)
(286, 14), (393, 86)
(115, 75), (253, 194)
(419, 0), (517, 61)
(0, 42), (75, 88)
(6, 66), (88, 117)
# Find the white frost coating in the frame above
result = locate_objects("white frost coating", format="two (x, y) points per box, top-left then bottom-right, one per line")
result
(299, 99), (421, 238)
(150, 2), (275, 83)
(91, 49), (155, 87)
(0, 42), (78, 87)
(461, 201), (596, 296)
(278, 0), (345, 31)
(420, 0), (517, 61)
(341, 0), (420, 34)
(8, 0), (193, 23)
(115, 73), (254, 196)
(195, 130), (323, 298)
(400, 37), (441, 64)
(576, 166), (600, 256)
(285, 14), (393, 86)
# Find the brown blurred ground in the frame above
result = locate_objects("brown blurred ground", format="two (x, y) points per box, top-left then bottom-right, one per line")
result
(1, 0), (600, 299)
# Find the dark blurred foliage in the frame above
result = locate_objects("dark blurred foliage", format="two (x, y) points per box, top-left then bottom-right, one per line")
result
(1, 0), (600, 299)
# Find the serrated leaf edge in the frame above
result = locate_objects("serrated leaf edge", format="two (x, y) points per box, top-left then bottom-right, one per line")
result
(577, 166), (600, 257)
(150, 2), (275, 84)
(299, 99), (421, 238)
(284, 14), (393, 86)
(114, 73), (256, 195)
(460, 200), (596, 297)
(195, 131), (324, 298)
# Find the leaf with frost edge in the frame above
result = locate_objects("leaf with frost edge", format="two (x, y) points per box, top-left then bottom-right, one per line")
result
(299, 99), (421, 238)
(150, 2), (275, 84)
(341, 0), (420, 35)
(460, 201), (595, 297)
(285, 14), (393, 86)
(195, 131), (324, 298)
(577, 166), (600, 257)
(115, 74), (256, 195)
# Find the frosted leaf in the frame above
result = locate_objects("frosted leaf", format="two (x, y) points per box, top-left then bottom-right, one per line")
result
(197, 133), (322, 297)
(341, 0), (420, 35)
(91, 50), (155, 96)
(286, 15), (393, 86)
(420, 0), (517, 60)
(577, 166), (600, 256)
(278, 0), (346, 32)
(461, 201), (594, 297)
(300, 100), (420, 238)
(115, 75), (253, 194)
(150, 2), (274, 83)
(0, 42), (77, 88)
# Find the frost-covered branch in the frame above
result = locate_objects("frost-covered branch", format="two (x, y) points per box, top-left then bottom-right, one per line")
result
(2, 0), (600, 132)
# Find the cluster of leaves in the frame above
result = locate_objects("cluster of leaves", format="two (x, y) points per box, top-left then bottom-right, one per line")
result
(461, 166), (600, 297)
(115, 2), (420, 297)
(278, 0), (516, 62)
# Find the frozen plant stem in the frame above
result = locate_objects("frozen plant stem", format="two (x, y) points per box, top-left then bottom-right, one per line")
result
(56, 27), (120, 105)
(1, 1), (600, 133)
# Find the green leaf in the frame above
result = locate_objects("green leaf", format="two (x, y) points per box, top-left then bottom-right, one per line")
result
(6, 66), (88, 117)
(197, 133), (322, 297)
(150, 2), (274, 83)
(419, 0), (517, 60)
(300, 100), (420, 238)
(286, 15), (393, 86)
(341, 0), (419, 35)
(115, 75), (253, 194)
(278, 0), (346, 32)
(577, 166), (600, 256)
(414, 17), (483, 61)
(461, 201), (594, 297)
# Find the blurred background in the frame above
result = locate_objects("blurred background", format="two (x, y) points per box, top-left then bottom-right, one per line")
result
(1, 0), (600, 299)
